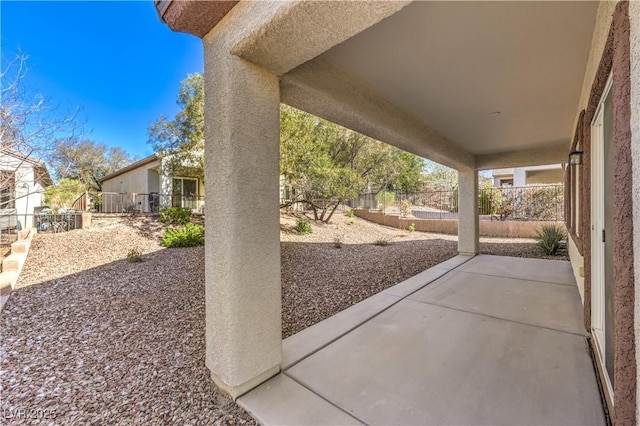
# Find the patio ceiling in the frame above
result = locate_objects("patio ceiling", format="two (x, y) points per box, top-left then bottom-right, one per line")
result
(281, 1), (598, 169)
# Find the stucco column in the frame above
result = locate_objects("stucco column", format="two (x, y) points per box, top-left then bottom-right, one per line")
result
(202, 37), (282, 399)
(458, 170), (479, 255)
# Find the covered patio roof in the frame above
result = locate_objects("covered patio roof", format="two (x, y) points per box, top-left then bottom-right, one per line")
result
(159, 1), (598, 170)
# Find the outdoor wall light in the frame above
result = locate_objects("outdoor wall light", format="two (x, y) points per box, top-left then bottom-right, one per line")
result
(569, 151), (583, 165)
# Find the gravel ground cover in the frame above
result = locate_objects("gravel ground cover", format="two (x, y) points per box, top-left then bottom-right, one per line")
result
(1, 214), (567, 425)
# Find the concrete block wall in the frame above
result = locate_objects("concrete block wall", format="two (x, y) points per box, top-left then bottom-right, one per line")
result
(353, 209), (565, 239)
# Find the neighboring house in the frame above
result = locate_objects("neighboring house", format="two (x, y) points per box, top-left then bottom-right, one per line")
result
(156, 1), (640, 422)
(0, 149), (52, 229)
(100, 154), (204, 213)
(492, 164), (565, 187)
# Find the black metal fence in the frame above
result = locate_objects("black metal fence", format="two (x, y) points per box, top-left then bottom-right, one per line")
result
(76, 192), (205, 214)
(350, 184), (564, 222)
(0, 209), (84, 234)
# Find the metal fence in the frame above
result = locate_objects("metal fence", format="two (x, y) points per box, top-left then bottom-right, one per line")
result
(73, 192), (205, 214)
(0, 209), (84, 234)
(349, 184), (564, 222)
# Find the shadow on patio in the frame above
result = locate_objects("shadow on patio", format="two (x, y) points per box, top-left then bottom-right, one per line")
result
(240, 255), (606, 425)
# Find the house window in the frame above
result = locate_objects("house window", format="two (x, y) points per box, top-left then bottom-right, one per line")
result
(499, 179), (513, 187)
(172, 177), (198, 210)
(0, 171), (15, 209)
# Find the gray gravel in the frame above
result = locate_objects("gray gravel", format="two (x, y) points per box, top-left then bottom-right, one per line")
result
(1, 214), (566, 425)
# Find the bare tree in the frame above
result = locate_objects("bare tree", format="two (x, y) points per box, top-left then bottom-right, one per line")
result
(1, 52), (79, 211)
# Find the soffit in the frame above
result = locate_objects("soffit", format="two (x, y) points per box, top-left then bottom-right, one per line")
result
(319, 1), (598, 156)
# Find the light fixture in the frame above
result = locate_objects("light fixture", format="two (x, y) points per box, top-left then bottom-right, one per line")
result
(569, 151), (583, 165)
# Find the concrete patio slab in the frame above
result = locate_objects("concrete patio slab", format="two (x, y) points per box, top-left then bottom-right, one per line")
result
(428, 254), (474, 270)
(408, 270), (588, 336)
(456, 254), (575, 285)
(288, 300), (605, 425)
(238, 374), (363, 425)
(282, 292), (401, 369)
(241, 255), (606, 425)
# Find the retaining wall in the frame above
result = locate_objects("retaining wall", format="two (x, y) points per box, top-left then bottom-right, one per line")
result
(353, 209), (565, 239)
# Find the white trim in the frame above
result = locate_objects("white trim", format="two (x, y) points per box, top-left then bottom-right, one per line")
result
(590, 72), (614, 401)
(172, 177), (200, 210)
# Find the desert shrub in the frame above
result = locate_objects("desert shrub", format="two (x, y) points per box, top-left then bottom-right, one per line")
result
(346, 209), (354, 218)
(159, 207), (192, 225)
(161, 224), (205, 247)
(399, 199), (412, 217)
(333, 236), (343, 249)
(535, 224), (566, 255)
(126, 248), (143, 262)
(408, 223), (416, 232)
(296, 218), (313, 234)
(525, 186), (564, 220)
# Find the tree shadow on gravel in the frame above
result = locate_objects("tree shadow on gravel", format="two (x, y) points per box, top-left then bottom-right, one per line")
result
(1, 247), (255, 426)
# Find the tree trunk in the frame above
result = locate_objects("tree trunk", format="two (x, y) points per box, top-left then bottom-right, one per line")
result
(324, 202), (341, 223)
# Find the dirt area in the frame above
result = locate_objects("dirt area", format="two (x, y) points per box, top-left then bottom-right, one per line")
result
(1, 213), (567, 425)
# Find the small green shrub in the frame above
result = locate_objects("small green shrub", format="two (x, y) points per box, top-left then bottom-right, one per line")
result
(346, 209), (355, 218)
(161, 224), (205, 247)
(126, 248), (143, 262)
(535, 224), (566, 255)
(159, 207), (192, 225)
(408, 223), (416, 232)
(296, 218), (313, 234)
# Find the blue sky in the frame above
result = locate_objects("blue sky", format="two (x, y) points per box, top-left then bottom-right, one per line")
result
(1, 1), (204, 159)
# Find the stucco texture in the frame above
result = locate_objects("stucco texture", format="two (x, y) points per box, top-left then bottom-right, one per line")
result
(611, 3), (635, 423)
(574, 1), (636, 422)
(630, 0), (640, 422)
(203, 26), (282, 399)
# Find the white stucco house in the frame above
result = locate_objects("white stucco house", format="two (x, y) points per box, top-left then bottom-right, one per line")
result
(492, 164), (565, 187)
(100, 154), (204, 213)
(0, 149), (52, 230)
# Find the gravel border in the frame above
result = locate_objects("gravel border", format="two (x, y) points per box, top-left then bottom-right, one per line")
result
(1, 215), (568, 424)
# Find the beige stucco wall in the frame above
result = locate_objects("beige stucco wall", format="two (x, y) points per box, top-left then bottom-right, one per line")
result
(629, 0), (640, 420)
(525, 168), (564, 185)
(568, 234), (585, 303)
(573, 1), (617, 132)
(566, 0), (617, 307)
(101, 160), (159, 194)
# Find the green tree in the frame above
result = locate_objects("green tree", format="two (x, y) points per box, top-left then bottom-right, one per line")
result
(43, 178), (84, 212)
(422, 160), (458, 191)
(148, 74), (427, 222)
(49, 138), (136, 191)
(280, 105), (427, 222)
(280, 106), (363, 222)
(148, 73), (204, 179)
